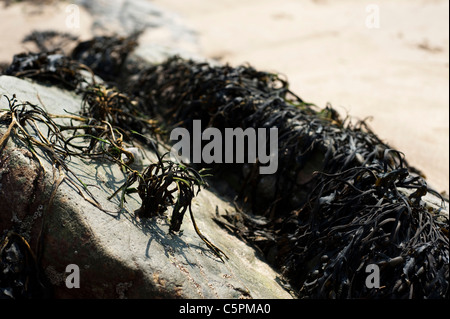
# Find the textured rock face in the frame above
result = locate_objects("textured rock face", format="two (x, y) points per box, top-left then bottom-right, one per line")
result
(0, 75), (293, 299)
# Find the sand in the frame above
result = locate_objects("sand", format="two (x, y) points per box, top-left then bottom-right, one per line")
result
(1, 0), (448, 194)
(0, 1), (93, 57)
(152, 0), (449, 195)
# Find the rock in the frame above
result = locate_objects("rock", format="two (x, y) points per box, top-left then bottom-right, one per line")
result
(73, 0), (202, 62)
(0, 75), (293, 299)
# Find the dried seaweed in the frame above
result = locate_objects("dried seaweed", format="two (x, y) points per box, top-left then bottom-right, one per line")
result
(0, 92), (161, 223)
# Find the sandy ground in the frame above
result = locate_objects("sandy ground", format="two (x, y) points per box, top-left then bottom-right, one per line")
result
(0, 1), (93, 57)
(0, 0), (448, 194)
(152, 0), (450, 195)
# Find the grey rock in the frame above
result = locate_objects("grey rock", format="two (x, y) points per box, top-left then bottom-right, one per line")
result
(0, 75), (293, 298)
(73, 0), (201, 61)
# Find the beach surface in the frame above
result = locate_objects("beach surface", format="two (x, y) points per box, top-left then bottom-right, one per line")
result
(1, 0), (448, 194)
(153, 0), (449, 195)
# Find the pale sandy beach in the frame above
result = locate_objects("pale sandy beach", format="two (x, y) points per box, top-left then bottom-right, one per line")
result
(153, 0), (449, 195)
(1, 0), (448, 194)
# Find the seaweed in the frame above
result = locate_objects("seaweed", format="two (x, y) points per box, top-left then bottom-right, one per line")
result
(4, 50), (93, 90)
(127, 56), (348, 216)
(0, 62), (9, 74)
(4, 32), (140, 89)
(80, 84), (157, 142)
(22, 30), (78, 53)
(75, 81), (226, 260)
(0, 94), (112, 214)
(1, 67), (223, 270)
(2, 34), (447, 298)
(281, 165), (448, 298)
(0, 231), (52, 298)
(110, 152), (228, 262)
(71, 32), (141, 83)
(0, 91), (160, 221)
(131, 56), (448, 298)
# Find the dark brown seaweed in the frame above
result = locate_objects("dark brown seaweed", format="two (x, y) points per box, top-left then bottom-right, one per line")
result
(129, 56), (449, 298)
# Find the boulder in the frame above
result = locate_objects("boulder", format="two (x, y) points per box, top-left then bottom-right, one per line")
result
(0, 75), (293, 299)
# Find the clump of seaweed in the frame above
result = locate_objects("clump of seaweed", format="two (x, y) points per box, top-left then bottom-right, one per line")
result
(127, 56), (347, 217)
(110, 152), (228, 262)
(281, 164), (448, 298)
(0, 94), (109, 213)
(3, 48), (158, 154)
(0, 231), (52, 298)
(3, 51), (93, 90)
(3, 32), (142, 90)
(22, 30), (78, 53)
(131, 56), (448, 298)
(80, 84), (157, 141)
(71, 33), (140, 83)
(0, 91), (159, 222)
(75, 79), (226, 260)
